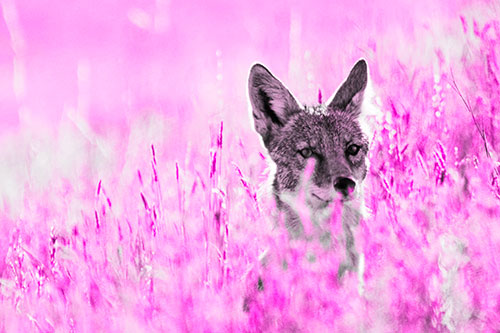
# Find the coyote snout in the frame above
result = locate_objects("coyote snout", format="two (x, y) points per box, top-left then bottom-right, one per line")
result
(334, 177), (356, 198)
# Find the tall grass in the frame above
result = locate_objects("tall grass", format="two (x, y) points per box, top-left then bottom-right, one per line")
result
(1, 11), (500, 333)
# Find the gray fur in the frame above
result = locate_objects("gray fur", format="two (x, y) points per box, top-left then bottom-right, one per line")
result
(248, 60), (370, 244)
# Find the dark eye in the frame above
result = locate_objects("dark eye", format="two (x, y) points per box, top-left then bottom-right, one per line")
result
(346, 144), (361, 156)
(299, 148), (313, 158)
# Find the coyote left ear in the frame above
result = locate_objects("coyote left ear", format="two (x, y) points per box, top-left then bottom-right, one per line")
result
(248, 63), (301, 148)
(327, 59), (368, 113)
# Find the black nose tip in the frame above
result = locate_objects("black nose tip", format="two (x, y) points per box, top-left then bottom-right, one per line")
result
(334, 177), (356, 196)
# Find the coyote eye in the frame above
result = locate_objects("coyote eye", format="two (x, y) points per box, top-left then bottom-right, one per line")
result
(298, 148), (313, 158)
(346, 144), (361, 156)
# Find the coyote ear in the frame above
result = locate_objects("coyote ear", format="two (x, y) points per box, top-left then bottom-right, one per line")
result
(248, 64), (300, 147)
(327, 59), (368, 113)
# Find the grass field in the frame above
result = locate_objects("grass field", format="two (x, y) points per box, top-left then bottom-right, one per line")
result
(0, 1), (499, 331)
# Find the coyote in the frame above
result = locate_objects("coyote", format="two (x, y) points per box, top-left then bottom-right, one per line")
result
(248, 60), (370, 276)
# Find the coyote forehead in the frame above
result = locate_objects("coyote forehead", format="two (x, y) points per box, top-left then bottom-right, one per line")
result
(248, 60), (370, 236)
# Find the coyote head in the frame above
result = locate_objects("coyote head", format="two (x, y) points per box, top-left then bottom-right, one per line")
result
(248, 60), (370, 235)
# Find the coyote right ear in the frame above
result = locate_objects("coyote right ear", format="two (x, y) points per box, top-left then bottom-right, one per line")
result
(248, 64), (300, 147)
(327, 59), (368, 114)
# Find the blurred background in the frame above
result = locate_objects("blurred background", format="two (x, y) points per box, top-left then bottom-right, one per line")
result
(1, 0), (491, 133)
(1, 1), (500, 331)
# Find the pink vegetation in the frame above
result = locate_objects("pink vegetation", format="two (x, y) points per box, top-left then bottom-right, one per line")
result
(0, 1), (500, 331)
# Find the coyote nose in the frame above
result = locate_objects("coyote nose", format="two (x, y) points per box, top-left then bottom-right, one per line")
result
(334, 177), (356, 197)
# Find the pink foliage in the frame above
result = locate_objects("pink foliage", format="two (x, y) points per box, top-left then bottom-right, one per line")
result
(0, 0), (499, 331)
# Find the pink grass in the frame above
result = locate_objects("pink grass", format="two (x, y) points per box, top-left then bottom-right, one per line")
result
(1, 1), (500, 331)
